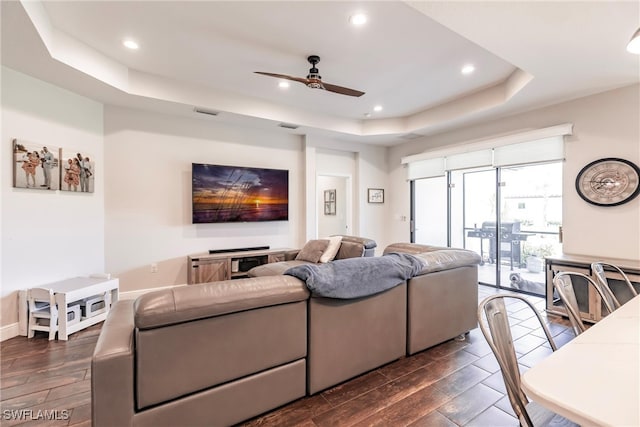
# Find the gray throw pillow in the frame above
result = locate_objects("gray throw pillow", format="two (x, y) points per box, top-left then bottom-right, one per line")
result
(295, 239), (330, 263)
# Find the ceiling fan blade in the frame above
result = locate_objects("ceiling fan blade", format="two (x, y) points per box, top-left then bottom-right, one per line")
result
(321, 82), (365, 97)
(255, 67), (365, 97)
(254, 72), (309, 85)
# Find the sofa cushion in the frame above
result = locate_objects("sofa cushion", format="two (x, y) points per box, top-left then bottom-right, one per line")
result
(383, 242), (448, 255)
(248, 260), (312, 277)
(319, 235), (343, 263)
(295, 239), (329, 263)
(335, 241), (365, 260)
(412, 250), (481, 275)
(384, 243), (481, 276)
(134, 275), (309, 330)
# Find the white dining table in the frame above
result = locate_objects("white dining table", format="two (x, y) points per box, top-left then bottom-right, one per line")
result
(522, 294), (640, 427)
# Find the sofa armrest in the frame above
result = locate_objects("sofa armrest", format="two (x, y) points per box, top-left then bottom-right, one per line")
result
(248, 260), (312, 277)
(336, 235), (377, 257)
(92, 300), (136, 427)
(413, 250), (481, 274)
(384, 243), (481, 275)
(383, 242), (449, 255)
(337, 235), (377, 249)
(134, 275), (309, 329)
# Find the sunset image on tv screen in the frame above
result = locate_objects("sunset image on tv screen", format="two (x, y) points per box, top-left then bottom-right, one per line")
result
(192, 163), (289, 223)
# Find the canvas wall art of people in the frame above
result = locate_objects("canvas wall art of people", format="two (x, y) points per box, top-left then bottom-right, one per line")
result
(12, 139), (60, 191)
(60, 149), (95, 193)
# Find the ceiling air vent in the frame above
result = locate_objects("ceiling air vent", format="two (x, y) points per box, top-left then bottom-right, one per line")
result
(278, 123), (299, 130)
(193, 107), (219, 117)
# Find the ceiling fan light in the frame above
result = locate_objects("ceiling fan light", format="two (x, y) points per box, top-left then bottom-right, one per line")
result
(627, 27), (640, 54)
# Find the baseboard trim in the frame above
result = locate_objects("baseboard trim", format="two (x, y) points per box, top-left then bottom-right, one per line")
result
(1, 322), (20, 342)
(119, 284), (187, 300)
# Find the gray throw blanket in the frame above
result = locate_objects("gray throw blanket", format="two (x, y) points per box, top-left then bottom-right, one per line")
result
(284, 252), (426, 299)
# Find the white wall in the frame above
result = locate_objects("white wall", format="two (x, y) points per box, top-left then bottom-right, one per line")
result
(305, 136), (390, 252)
(317, 175), (348, 237)
(357, 148), (391, 252)
(104, 110), (392, 291)
(317, 149), (354, 237)
(5, 67), (636, 336)
(389, 84), (640, 261)
(104, 106), (306, 292)
(1, 67), (105, 329)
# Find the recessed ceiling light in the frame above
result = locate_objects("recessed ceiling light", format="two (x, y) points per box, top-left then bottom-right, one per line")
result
(123, 39), (139, 50)
(349, 13), (367, 26)
(373, 105), (383, 112)
(278, 81), (290, 89)
(461, 64), (475, 75)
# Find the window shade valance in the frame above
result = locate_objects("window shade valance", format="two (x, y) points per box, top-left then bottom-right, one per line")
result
(445, 149), (493, 171)
(493, 136), (565, 167)
(402, 123), (572, 180)
(407, 157), (445, 180)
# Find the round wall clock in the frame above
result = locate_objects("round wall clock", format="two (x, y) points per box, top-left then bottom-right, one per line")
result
(575, 158), (640, 206)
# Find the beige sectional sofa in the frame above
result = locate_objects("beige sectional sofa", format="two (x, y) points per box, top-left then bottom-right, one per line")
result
(92, 242), (480, 427)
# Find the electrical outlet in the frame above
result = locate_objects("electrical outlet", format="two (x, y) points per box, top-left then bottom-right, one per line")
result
(151, 263), (158, 273)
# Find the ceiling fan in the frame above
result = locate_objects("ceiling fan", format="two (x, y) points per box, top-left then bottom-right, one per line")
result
(255, 55), (365, 97)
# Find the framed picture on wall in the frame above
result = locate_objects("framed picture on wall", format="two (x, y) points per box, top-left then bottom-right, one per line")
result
(368, 188), (384, 203)
(12, 138), (60, 191)
(324, 189), (336, 202)
(60, 149), (95, 193)
(324, 202), (336, 215)
(324, 189), (336, 215)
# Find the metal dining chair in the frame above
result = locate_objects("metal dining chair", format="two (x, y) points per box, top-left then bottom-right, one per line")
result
(591, 262), (638, 310)
(478, 294), (577, 427)
(552, 272), (614, 336)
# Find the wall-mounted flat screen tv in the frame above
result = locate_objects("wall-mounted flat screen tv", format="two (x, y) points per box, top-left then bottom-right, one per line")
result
(192, 163), (289, 223)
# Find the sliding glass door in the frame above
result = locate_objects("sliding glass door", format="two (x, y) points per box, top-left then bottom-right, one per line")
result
(455, 168), (498, 287)
(412, 176), (447, 247)
(498, 163), (563, 294)
(412, 161), (563, 295)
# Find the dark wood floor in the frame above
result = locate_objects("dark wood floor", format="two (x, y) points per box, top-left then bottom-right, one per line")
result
(0, 324), (100, 427)
(1, 285), (573, 427)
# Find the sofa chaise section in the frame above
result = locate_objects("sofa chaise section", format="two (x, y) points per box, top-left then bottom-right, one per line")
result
(307, 282), (407, 394)
(385, 243), (481, 355)
(92, 275), (309, 427)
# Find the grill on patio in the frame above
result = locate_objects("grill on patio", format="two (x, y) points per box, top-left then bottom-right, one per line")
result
(467, 221), (532, 269)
